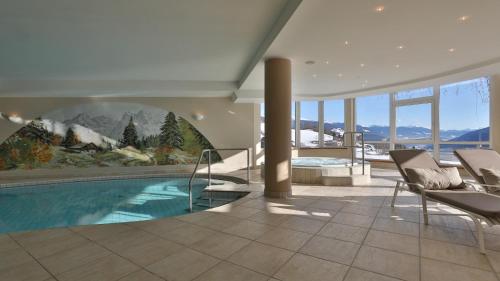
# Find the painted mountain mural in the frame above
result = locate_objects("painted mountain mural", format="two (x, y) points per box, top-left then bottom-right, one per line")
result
(0, 102), (220, 170)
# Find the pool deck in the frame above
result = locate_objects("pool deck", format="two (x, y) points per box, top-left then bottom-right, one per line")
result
(2, 169), (500, 281)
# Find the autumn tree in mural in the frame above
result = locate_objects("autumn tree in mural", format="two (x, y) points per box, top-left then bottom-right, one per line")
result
(0, 103), (221, 170)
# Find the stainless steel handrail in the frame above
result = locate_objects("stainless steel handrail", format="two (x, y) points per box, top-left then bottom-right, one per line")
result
(343, 131), (365, 175)
(187, 148), (250, 212)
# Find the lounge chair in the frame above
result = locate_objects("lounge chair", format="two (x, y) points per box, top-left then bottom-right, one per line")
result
(454, 149), (500, 193)
(390, 149), (500, 253)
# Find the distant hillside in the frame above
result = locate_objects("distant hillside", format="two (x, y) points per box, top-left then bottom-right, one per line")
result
(450, 127), (489, 142)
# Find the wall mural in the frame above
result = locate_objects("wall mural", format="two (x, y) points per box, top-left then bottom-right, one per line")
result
(0, 103), (220, 170)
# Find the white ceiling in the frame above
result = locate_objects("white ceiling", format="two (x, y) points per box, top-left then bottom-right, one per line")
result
(239, 0), (500, 100)
(0, 0), (292, 96)
(2, 0), (500, 99)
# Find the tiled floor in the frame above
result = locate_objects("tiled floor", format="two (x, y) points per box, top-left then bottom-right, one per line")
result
(1, 169), (500, 281)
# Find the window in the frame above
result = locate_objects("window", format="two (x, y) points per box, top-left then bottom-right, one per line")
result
(356, 94), (390, 159)
(300, 101), (319, 147)
(439, 77), (490, 164)
(260, 103), (265, 148)
(396, 87), (433, 100)
(396, 103), (432, 141)
(323, 100), (344, 147)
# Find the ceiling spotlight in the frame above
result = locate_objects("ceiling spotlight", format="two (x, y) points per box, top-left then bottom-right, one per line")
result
(397, 45), (405, 50)
(360, 63), (365, 68)
(305, 60), (316, 65)
(337, 73), (343, 78)
(325, 60), (330, 65)
(448, 48), (456, 53)
(374, 5), (385, 13)
(344, 40), (350, 46)
(312, 74), (317, 78)
(395, 64), (400, 68)
(458, 15), (470, 22)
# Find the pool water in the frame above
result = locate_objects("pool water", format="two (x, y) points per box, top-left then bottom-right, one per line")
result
(0, 177), (235, 234)
(292, 157), (357, 167)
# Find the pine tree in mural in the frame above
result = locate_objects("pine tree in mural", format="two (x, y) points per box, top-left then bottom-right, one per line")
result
(120, 117), (139, 148)
(62, 128), (79, 147)
(159, 112), (184, 149)
(189, 123), (222, 162)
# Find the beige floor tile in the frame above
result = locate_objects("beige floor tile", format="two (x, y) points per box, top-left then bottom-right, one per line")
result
(147, 248), (219, 281)
(228, 242), (294, 275)
(352, 197), (386, 207)
(308, 200), (347, 211)
(364, 230), (419, 255)
(0, 234), (21, 253)
(341, 204), (380, 216)
(256, 227), (312, 251)
(56, 254), (139, 281)
(420, 239), (490, 271)
(486, 250), (500, 273)
(97, 228), (157, 252)
(300, 207), (337, 221)
(71, 223), (134, 241)
(318, 222), (368, 244)
(299, 236), (360, 265)
(110, 237), (184, 267)
(420, 224), (476, 246)
(221, 206), (261, 219)
(331, 212), (375, 228)
(421, 258), (497, 281)
(118, 270), (164, 281)
(248, 211), (290, 226)
(274, 253), (349, 281)
(344, 268), (401, 281)
(0, 260), (51, 281)
(193, 214), (242, 231)
(163, 224), (217, 245)
(371, 217), (419, 237)
(193, 261), (268, 281)
(12, 228), (88, 259)
(422, 214), (471, 231)
(191, 232), (251, 259)
(129, 218), (187, 237)
(177, 211), (216, 223)
(279, 216), (326, 234)
(223, 220), (275, 240)
(377, 207), (420, 223)
(38, 242), (111, 275)
(0, 248), (34, 271)
(352, 246), (419, 281)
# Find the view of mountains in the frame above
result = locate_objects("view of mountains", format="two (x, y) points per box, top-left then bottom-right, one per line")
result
(294, 119), (489, 142)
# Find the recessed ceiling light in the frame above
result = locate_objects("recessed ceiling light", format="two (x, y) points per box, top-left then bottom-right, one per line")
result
(305, 60), (316, 65)
(344, 40), (350, 46)
(337, 73), (343, 78)
(448, 48), (456, 53)
(395, 64), (400, 68)
(325, 60), (330, 64)
(360, 63), (365, 68)
(458, 15), (470, 22)
(397, 45), (405, 50)
(312, 74), (317, 78)
(374, 5), (385, 13)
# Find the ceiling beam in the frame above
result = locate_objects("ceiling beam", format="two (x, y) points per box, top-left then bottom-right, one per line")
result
(236, 0), (302, 89)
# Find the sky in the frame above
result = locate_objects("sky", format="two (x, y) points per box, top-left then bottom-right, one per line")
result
(260, 77), (490, 131)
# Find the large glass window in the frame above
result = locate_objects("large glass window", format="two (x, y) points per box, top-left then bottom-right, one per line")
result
(356, 94), (390, 159)
(396, 87), (433, 100)
(439, 77), (490, 164)
(291, 102), (296, 146)
(324, 100), (344, 147)
(396, 103), (432, 141)
(300, 101), (319, 147)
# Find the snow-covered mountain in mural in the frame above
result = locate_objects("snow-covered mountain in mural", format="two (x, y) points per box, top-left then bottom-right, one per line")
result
(0, 102), (220, 170)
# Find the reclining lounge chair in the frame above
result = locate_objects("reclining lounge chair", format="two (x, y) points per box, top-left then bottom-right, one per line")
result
(390, 149), (500, 253)
(454, 149), (500, 194)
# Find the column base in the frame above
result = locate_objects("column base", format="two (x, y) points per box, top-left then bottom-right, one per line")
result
(264, 189), (292, 199)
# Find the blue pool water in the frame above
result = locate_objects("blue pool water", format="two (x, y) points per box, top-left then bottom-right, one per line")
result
(0, 177), (231, 234)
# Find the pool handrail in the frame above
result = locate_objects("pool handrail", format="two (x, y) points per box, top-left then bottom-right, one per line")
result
(342, 131), (365, 175)
(188, 148), (250, 212)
